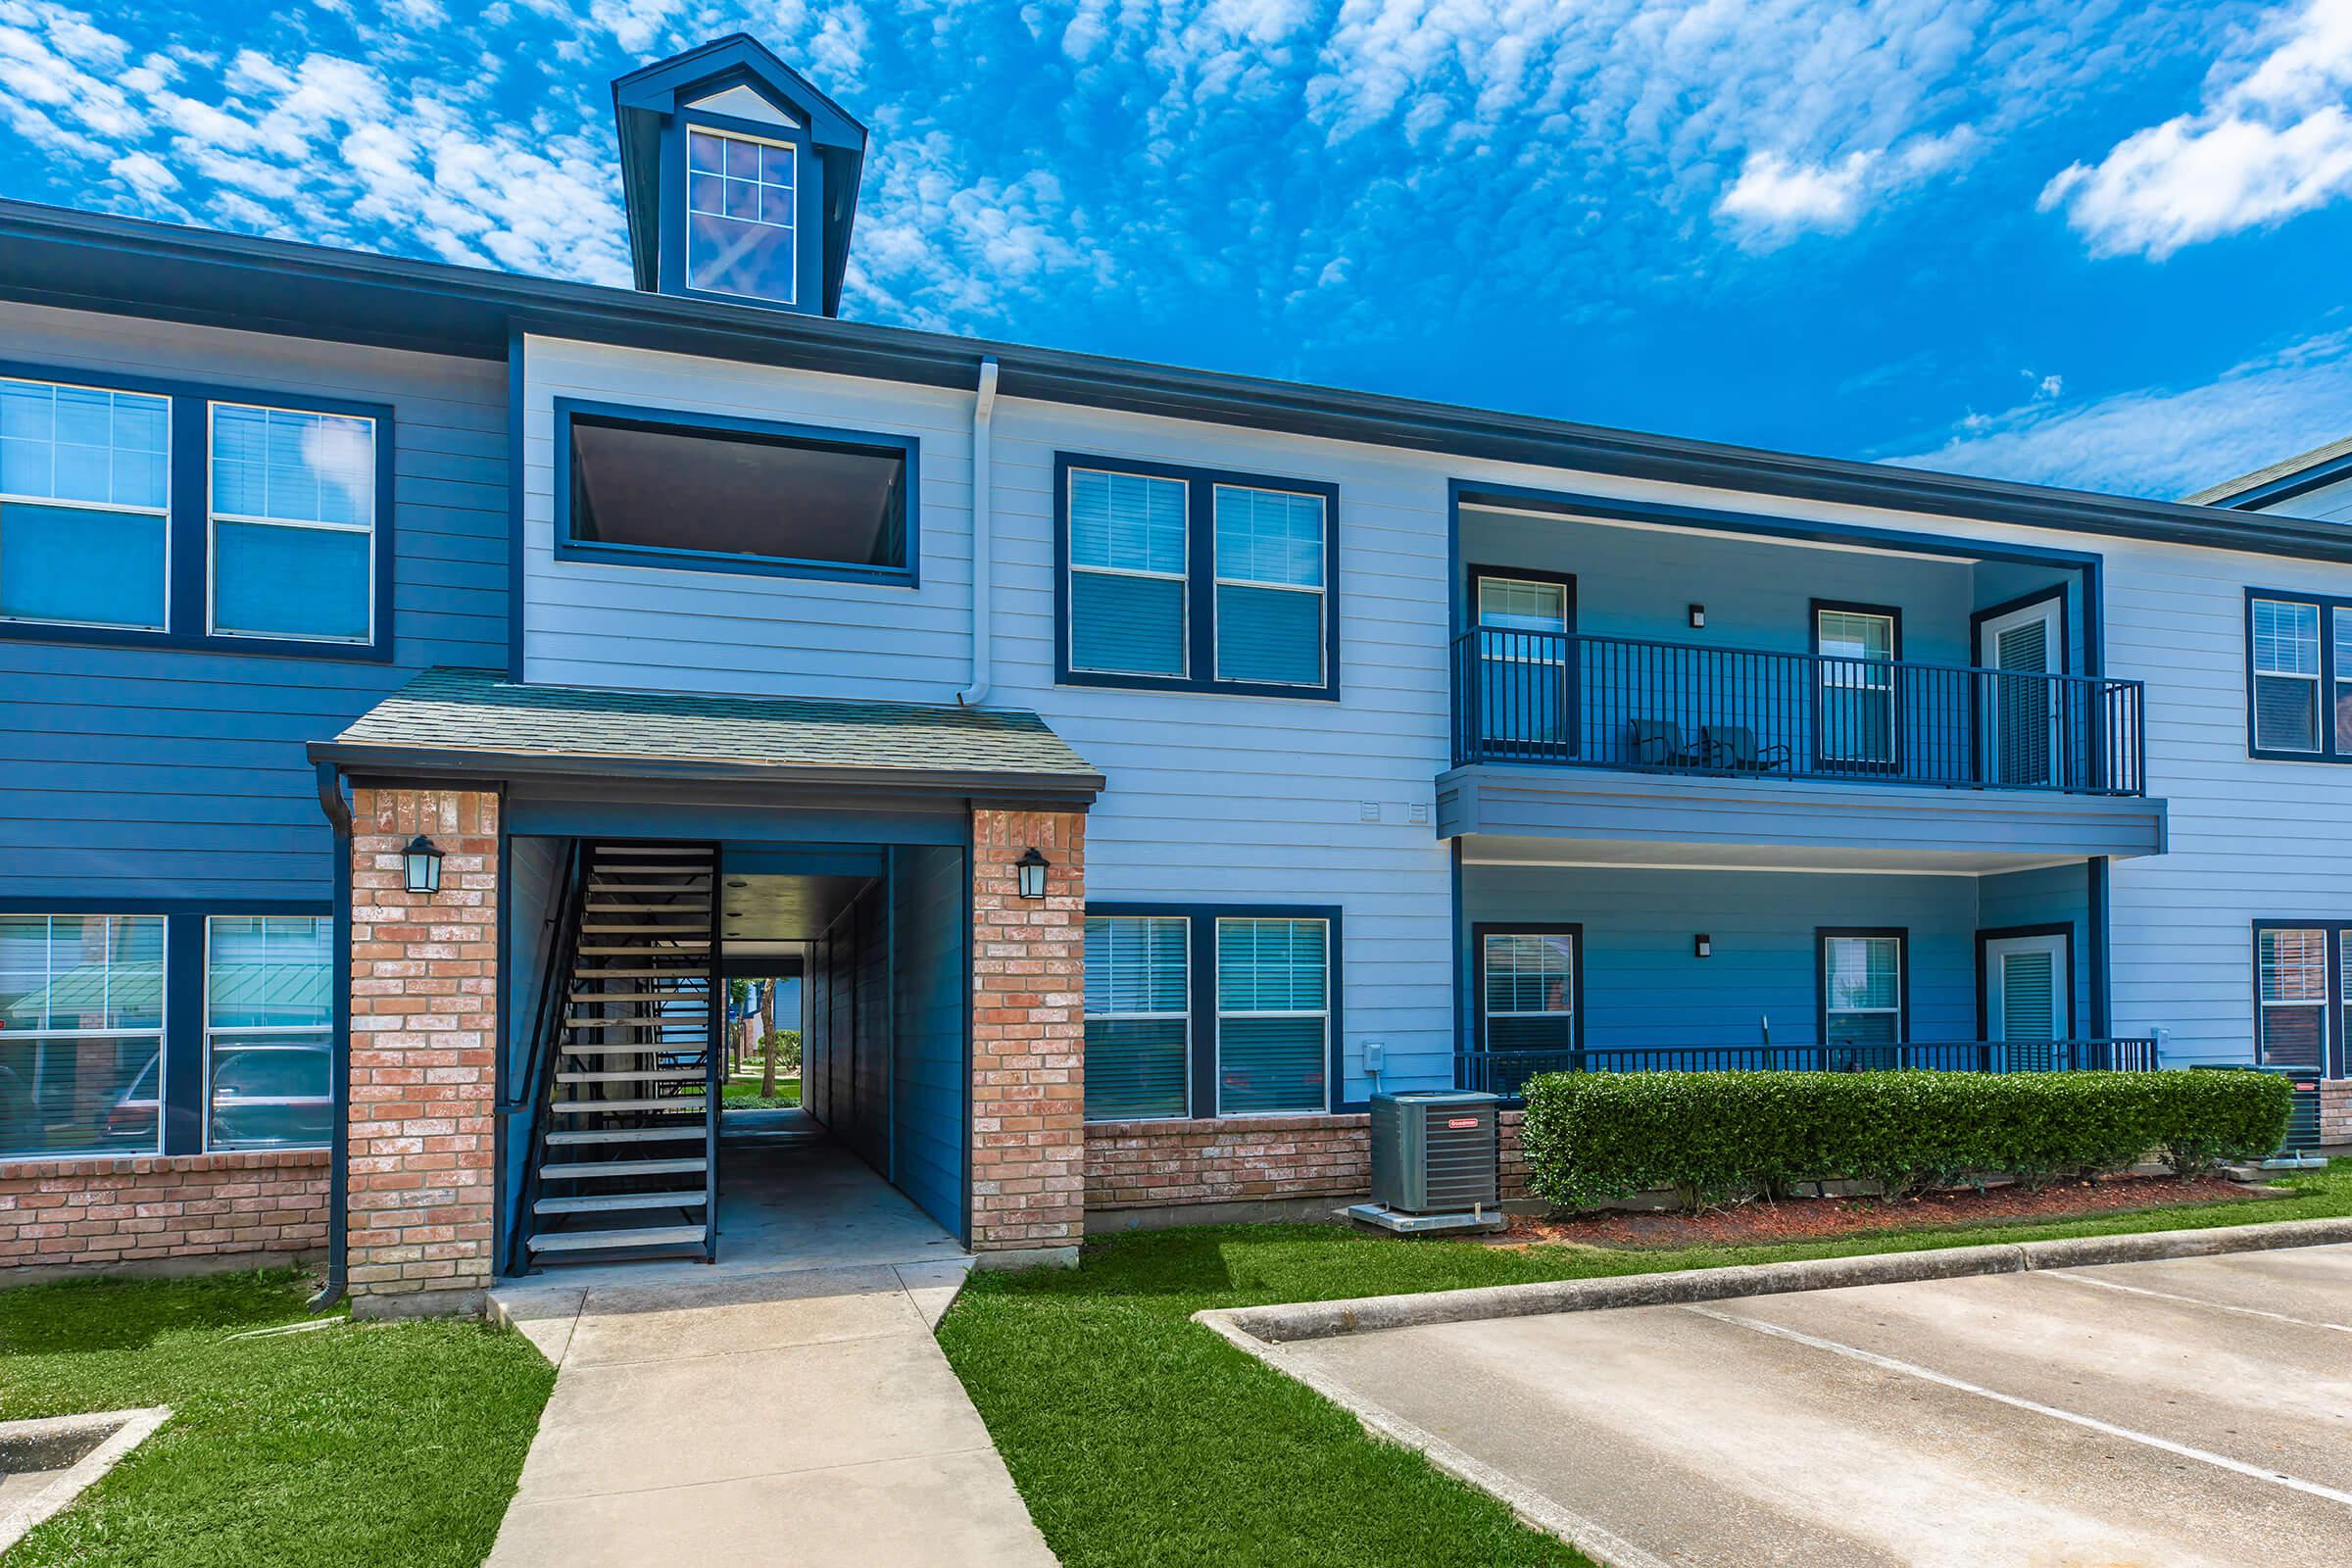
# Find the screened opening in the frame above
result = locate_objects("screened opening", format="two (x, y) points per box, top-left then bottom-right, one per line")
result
(568, 414), (909, 574)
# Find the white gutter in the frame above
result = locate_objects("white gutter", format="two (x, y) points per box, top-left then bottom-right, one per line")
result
(956, 356), (1001, 707)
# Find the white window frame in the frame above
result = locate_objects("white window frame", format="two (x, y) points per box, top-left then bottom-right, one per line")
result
(0, 373), (172, 633)
(201, 914), (333, 1154)
(684, 124), (799, 306)
(1067, 466), (1191, 678)
(205, 400), (378, 645)
(1479, 929), (1577, 1052)
(2256, 925), (2330, 1069)
(1213, 915), (1332, 1117)
(0, 912), (167, 1163)
(1816, 607), (1899, 765)
(1082, 914), (1192, 1123)
(1822, 933), (1903, 1046)
(2251, 597), (2323, 755)
(1209, 482), (1329, 688)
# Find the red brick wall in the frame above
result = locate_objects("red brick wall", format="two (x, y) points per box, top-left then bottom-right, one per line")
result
(1084, 1109), (1535, 1211)
(346, 787), (500, 1305)
(969, 808), (1087, 1255)
(0, 1152), (328, 1272)
(2324, 1079), (2351, 1146)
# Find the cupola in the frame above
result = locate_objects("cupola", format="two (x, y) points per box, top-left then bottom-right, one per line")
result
(612, 34), (868, 317)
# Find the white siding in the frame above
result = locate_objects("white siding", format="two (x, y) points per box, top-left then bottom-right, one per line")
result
(523, 332), (2352, 1081)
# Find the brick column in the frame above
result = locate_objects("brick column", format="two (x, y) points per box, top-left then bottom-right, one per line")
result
(969, 808), (1086, 1263)
(2323, 1080), (2351, 1147)
(346, 787), (500, 1315)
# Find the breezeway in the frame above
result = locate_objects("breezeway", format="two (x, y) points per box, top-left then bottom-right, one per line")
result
(1261, 1244), (2352, 1567)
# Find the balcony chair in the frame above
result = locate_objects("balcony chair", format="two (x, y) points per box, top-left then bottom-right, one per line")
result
(1628, 719), (1709, 769)
(1700, 724), (1792, 774)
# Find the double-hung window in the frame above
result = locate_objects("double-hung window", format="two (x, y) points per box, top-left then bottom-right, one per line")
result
(1059, 455), (1339, 699)
(1082, 915), (1190, 1120)
(1216, 916), (1330, 1114)
(1820, 930), (1905, 1050)
(2252, 923), (2352, 1073)
(204, 915), (332, 1152)
(2246, 591), (2352, 759)
(1478, 928), (1579, 1053)
(0, 375), (171, 631)
(0, 914), (166, 1158)
(1814, 603), (1899, 768)
(209, 403), (378, 643)
(1081, 905), (1339, 1122)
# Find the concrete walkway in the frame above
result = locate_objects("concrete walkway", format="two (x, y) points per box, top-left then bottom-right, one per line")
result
(1277, 1243), (2352, 1568)
(485, 1124), (1055, 1567)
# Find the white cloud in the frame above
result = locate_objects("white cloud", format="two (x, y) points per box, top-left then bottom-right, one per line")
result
(1886, 327), (2352, 497)
(2042, 0), (2352, 258)
(1717, 151), (1876, 231)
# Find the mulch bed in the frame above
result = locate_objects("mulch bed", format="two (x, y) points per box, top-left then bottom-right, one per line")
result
(1498, 1171), (2264, 1249)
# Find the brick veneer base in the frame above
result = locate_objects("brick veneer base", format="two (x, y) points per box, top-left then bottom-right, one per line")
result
(2323, 1080), (2351, 1146)
(0, 1151), (328, 1276)
(1084, 1110), (1534, 1215)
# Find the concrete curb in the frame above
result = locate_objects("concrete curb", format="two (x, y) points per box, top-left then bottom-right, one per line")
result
(1201, 1214), (2352, 1346)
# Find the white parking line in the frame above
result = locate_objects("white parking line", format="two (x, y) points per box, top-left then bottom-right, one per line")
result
(2043, 1267), (2352, 1334)
(1685, 1304), (2352, 1510)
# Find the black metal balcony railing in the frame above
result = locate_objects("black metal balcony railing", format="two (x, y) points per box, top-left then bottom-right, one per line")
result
(1457, 1038), (2162, 1098)
(1451, 629), (2146, 796)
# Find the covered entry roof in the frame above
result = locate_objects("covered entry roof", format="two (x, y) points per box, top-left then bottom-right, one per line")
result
(311, 666), (1103, 804)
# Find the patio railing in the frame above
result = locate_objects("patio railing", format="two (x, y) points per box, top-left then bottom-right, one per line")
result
(1457, 1038), (2163, 1099)
(1451, 628), (2146, 796)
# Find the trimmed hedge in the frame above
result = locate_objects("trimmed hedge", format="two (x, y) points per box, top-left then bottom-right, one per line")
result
(1517, 1068), (2294, 1210)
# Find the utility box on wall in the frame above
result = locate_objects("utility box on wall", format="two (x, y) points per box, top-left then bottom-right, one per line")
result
(1355, 1090), (1504, 1233)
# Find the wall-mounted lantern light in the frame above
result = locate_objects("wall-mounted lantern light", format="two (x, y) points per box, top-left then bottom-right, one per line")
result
(1688, 604), (1706, 629)
(1015, 848), (1051, 900)
(403, 834), (445, 896)
(1693, 933), (1712, 958)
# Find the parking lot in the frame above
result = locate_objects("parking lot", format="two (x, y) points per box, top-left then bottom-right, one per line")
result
(1284, 1244), (2352, 1567)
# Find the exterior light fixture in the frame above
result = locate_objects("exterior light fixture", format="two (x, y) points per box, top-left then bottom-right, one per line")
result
(1689, 604), (1706, 629)
(402, 835), (445, 896)
(1693, 934), (1712, 958)
(1015, 848), (1051, 900)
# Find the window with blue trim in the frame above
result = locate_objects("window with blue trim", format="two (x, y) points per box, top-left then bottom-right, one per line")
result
(1059, 455), (1338, 699)
(0, 376), (172, 631)
(0, 913), (166, 1158)
(209, 403), (377, 643)
(1083, 914), (1190, 1120)
(686, 126), (797, 304)
(1216, 916), (1330, 1114)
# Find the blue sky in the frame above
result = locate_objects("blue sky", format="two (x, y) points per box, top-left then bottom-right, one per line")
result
(5, 0), (2352, 500)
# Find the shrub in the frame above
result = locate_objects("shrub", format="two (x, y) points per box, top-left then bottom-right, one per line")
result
(1516, 1068), (2293, 1211)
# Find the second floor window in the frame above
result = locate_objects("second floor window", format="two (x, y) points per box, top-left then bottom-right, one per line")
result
(2247, 593), (2347, 757)
(0, 376), (171, 632)
(687, 126), (797, 304)
(209, 404), (377, 643)
(562, 406), (914, 582)
(1059, 455), (1339, 700)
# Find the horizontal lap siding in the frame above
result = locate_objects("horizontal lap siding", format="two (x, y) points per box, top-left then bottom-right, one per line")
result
(0, 302), (508, 904)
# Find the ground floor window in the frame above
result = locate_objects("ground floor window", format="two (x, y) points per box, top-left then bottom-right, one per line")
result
(1081, 905), (1338, 1121)
(2254, 923), (2339, 1070)
(0, 913), (166, 1158)
(1819, 929), (1906, 1048)
(204, 914), (333, 1151)
(1476, 926), (1579, 1053)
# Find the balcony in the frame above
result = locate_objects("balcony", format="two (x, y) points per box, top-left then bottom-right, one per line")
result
(1450, 628), (2146, 795)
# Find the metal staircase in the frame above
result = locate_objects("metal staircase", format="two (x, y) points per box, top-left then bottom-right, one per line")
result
(520, 841), (720, 1266)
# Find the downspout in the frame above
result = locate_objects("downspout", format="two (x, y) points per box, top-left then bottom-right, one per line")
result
(956, 357), (1001, 707)
(308, 761), (354, 1312)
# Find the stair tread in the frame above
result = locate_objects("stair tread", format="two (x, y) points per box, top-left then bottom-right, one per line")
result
(558, 1068), (706, 1083)
(551, 1097), (706, 1114)
(545, 1127), (707, 1146)
(527, 1225), (708, 1252)
(534, 1191), (710, 1215)
(539, 1156), (709, 1178)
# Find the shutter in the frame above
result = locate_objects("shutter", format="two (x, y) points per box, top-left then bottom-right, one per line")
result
(2000, 951), (2055, 1040)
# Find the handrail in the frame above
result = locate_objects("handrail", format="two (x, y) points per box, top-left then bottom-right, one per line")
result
(1457, 1037), (2163, 1097)
(508, 840), (586, 1273)
(1450, 627), (2147, 796)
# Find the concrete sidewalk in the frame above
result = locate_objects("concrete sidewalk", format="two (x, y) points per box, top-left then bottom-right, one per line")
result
(1271, 1244), (2352, 1568)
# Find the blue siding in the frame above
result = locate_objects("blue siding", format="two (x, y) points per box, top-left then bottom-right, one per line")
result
(1460, 863), (2088, 1052)
(1978, 862), (2094, 1037)
(890, 844), (966, 1240)
(0, 302), (509, 904)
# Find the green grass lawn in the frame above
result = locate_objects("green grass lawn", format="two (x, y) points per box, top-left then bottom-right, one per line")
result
(938, 1160), (2352, 1568)
(722, 1073), (801, 1108)
(0, 1270), (554, 1568)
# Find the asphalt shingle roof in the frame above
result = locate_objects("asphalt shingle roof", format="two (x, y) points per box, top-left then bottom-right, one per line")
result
(2185, 433), (2352, 505)
(316, 667), (1103, 797)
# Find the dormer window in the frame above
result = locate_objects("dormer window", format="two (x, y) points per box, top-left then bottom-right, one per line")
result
(686, 127), (797, 304)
